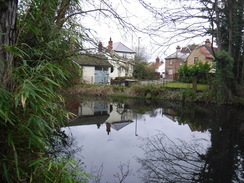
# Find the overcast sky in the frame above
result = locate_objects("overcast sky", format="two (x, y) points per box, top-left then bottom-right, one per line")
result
(79, 0), (210, 62)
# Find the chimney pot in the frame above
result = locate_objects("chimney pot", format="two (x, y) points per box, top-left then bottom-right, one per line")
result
(98, 41), (103, 52)
(205, 39), (211, 46)
(156, 57), (160, 63)
(176, 45), (181, 52)
(108, 37), (113, 51)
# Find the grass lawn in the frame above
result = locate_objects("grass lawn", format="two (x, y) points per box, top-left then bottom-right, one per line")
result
(164, 81), (209, 91)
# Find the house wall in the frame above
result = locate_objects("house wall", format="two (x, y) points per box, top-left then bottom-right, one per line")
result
(156, 64), (165, 78)
(116, 52), (135, 60)
(82, 66), (112, 84)
(79, 101), (95, 116)
(187, 48), (213, 67)
(106, 104), (133, 123)
(127, 63), (134, 77)
(165, 58), (184, 80)
(82, 66), (95, 84)
(108, 59), (134, 79)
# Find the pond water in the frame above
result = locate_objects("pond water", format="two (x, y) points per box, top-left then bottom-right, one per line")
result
(62, 99), (244, 183)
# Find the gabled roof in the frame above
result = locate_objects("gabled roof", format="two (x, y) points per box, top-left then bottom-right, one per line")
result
(111, 121), (133, 131)
(74, 54), (112, 67)
(68, 115), (108, 126)
(112, 42), (135, 53)
(194, 45), (217, 59)
(200, 46), (214, 59)
(165, 51), (189, 61)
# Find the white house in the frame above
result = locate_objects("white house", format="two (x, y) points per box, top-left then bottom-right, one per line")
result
(74, 54), (112, 84)
(68, 101), (134, 134)
(150, 57), (165, 78)
(155, 57), (165, 78)
(74, 38), (135, 84)
(104, 38), (135, 79)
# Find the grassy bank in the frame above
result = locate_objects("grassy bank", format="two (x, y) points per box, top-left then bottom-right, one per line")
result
(63, 82), (244, 106)
(63, 82), (216, 103)
(164, 81), (208, 91)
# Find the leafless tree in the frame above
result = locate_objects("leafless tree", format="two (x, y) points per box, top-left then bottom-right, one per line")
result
(137, 129), (244, 183)
(113, 161), (133, 183)
(137, 131), (209, 183)
(134, 46), (150, 62)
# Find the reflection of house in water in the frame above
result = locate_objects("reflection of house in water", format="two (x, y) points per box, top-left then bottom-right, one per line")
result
(163, 108), (177, 122)
(105, 103), (133, 134)
(69, 101), (109, 128)
(68, 101), (133, 134)
(162, 107), (207, 132)
(187, 123), (206, 132)
(77, 101), (108, 117)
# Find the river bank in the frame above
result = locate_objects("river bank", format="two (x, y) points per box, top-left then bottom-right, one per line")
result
(62, 84), (244, 106)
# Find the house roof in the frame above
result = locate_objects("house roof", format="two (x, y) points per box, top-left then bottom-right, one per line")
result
(112, 42), (135, 53)
(165, 44), (197, 61)
(165, 51), (189, 61)
(200, 45), (218, 59)
(150, 62), (164, 69)
(67, 115), (108, 126)
(74, 54), (112, 67)
(111, 121), (133, 131)
(200, 46), (214, 59)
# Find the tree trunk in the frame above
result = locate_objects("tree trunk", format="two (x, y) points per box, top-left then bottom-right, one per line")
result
(56, 0), (71, 29)
(192, 76), (197, 91)
(214, 0), (222, 51)
(0, 0), (18, 88)
(227, 1), (233, 56)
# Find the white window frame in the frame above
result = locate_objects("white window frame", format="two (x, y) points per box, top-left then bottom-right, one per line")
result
(168, 69), (173, 75)
(169, 59), (173, 65)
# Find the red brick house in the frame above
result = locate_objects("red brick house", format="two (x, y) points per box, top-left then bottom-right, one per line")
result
(165, 45), (192, 80)
(187, 39), (218, 72)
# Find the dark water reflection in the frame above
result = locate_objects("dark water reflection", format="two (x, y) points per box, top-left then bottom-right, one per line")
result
(62, 99), (244, 183)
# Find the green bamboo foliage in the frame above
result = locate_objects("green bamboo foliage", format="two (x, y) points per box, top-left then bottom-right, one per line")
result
(1, 0), (85, 182)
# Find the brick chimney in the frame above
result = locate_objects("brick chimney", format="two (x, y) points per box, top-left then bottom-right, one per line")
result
(108, 37), (113, 51)
(176, 45), (181, 52)
(98, 41), (103, 52)
(205, 39), (211, 47)
(156, 57), (160, 64)
(176, 45), (181, 58)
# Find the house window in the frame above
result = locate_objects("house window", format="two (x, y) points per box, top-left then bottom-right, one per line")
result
(95, 66), (103, 71)
(168, 69), (173, 75)
(123, 53), (127, 58)
(169, 60), (173, 65)
(95, 66), (108, 71)
(194, 57), (199, 64)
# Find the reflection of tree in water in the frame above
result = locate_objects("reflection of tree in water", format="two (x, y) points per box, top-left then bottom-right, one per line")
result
(137, 105), (244, 183)
(64, 98), (244, 182)
(138, 132), (210, 183)
(48, 129), (88, 182)
(51, 129), (133, 183)
(48, 128), (82, 159)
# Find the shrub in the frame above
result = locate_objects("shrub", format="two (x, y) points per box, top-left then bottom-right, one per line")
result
(178, 62), (211, 84)
(133, 62), (160, 80)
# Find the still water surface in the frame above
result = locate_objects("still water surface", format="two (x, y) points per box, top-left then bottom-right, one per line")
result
(62, 99), (244, 183)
